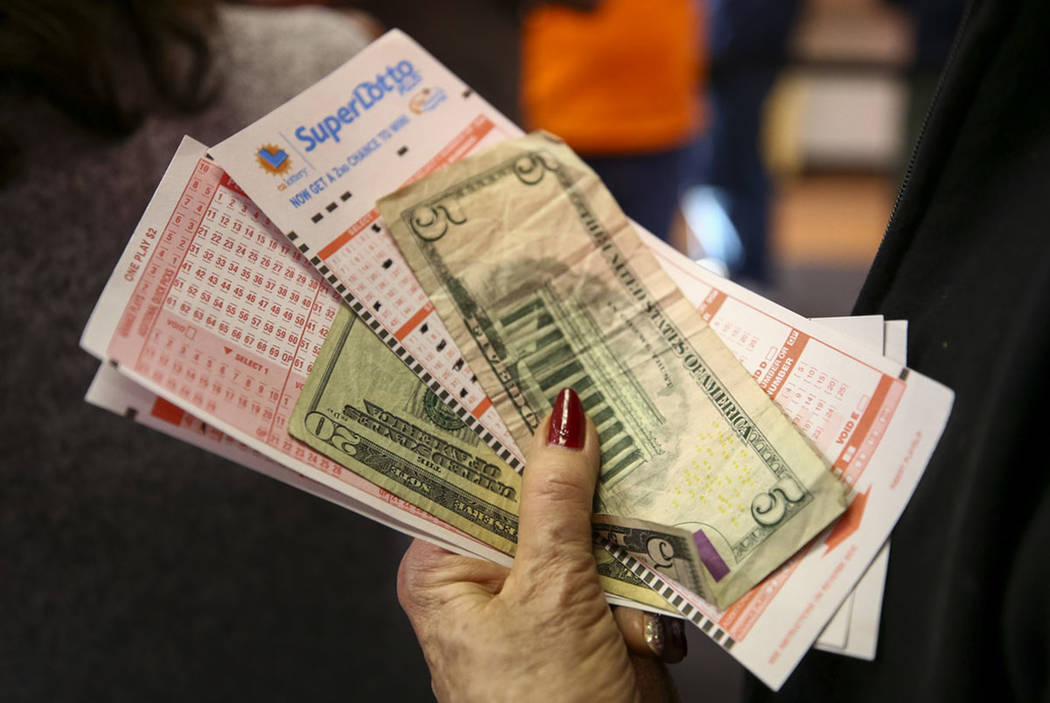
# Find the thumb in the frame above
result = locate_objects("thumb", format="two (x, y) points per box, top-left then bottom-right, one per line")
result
(513, 387), (602, 572)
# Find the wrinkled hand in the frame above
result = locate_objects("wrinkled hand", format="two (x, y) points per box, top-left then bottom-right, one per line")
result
(397, 388), (685, 702)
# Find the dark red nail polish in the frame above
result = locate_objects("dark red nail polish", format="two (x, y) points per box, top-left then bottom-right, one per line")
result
(547, 387), (585, 449)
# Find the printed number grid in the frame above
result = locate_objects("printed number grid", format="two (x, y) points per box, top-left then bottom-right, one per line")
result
(708, 314), (850, 450)
(709, 309), (877, 461)
(169, 184), (336, 372)
(775, 359), (852, 448)
(325, 220), (425, 334)
(140, 159), (341, 450)
(124, 158), (489, 528)
(324, 222), (489, 405)
(709, 316), (762, 359)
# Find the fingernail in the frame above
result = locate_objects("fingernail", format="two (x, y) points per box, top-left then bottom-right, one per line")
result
(645, 614), (687, 663)
(547, 387), (585, 449)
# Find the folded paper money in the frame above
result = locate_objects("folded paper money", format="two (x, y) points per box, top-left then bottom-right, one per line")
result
(376, 132), (849, 608)
(289, 304), (708, 610)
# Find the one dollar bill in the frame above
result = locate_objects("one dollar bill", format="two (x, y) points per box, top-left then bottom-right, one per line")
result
(289, 305), (700, 610)
(377, 132), (848, 608)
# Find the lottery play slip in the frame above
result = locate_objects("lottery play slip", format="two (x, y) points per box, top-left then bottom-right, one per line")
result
(81, 30), (954, 690)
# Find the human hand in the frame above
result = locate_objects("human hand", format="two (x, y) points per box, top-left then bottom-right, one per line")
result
(397, 387), (686, 702)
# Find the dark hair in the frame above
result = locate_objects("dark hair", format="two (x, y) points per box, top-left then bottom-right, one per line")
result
(0, 0), (222, 136)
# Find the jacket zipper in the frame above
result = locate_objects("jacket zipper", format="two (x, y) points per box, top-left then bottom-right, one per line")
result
(884, 0), (976, 235)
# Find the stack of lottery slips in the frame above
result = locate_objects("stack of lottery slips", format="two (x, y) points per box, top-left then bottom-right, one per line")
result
(80, 29), (953, 690)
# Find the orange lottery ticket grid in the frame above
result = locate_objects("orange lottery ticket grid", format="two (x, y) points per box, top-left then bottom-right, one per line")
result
(82, 137), (509, 568)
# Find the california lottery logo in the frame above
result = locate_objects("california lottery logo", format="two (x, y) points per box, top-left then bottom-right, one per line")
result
(256, 144), (292, 175)
(409, 87), (447, 115)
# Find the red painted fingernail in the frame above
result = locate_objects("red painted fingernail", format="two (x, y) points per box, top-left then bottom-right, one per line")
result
(547, 387), (585, 449)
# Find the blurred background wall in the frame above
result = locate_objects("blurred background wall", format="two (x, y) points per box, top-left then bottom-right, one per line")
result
(676, 0), (962, 322)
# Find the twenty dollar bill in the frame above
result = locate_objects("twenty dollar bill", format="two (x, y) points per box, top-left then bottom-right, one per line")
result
(377, 132), (848, 608)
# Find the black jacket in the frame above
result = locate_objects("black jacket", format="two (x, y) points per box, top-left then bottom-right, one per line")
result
(748, 0), (1050, 700)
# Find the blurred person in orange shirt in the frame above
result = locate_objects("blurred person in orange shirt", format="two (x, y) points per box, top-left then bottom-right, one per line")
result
(521, 0), (705, 244)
